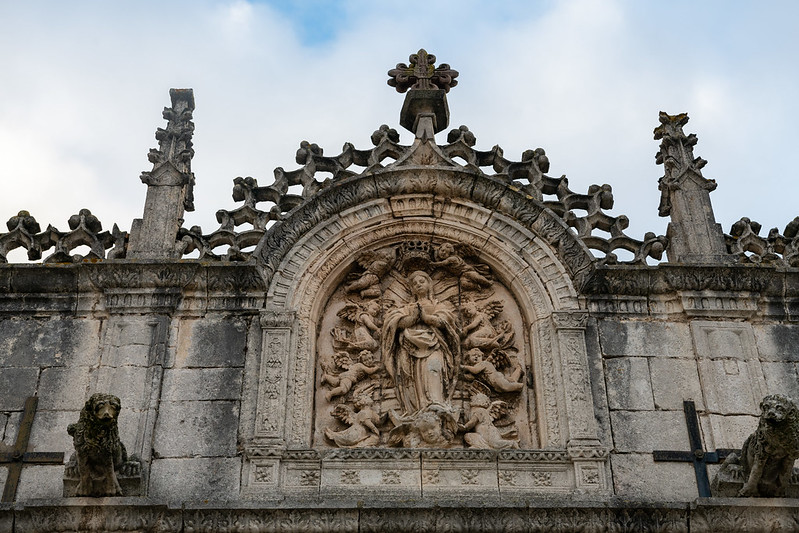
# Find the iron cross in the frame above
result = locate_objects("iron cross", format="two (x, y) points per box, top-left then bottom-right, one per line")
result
(0, 396), (65, 502)
(652, 400), (734, 497)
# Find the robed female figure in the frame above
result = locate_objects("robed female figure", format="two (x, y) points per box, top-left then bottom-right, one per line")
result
(381, 271), (460, 415)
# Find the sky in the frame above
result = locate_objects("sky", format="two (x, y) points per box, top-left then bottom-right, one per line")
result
(1, 0), (798, 262)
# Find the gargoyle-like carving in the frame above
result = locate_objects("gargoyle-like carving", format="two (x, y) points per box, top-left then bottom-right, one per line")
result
(66, 393), (141, 497)
(714, 394), (799, 497)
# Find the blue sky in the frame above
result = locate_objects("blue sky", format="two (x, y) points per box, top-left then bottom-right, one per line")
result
(0, 0), (797, 261)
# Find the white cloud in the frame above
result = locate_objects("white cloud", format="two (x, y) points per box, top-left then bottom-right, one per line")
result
(0, 0), (797, 261)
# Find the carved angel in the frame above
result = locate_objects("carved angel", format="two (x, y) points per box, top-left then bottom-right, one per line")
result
(387, 406), (458, 449)
(324, 393), (381, 448)
(461, 299), (514, 352)
(461, 348), (524, 393)
(459, 393), (519, 449)
(320, 350), (381, 402)
(429, 242), (491, 290)
(344, 249), (396, 299)
(331, 299), (382, 353)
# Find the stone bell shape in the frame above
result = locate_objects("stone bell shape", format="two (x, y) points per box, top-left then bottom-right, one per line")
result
(655, 112), (731, 264)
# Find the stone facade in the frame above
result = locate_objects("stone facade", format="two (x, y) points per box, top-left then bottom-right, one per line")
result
(1, 50), (798, 531)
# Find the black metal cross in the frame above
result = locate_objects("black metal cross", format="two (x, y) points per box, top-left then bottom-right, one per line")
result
(653, 400), (734, 497)
(0, 396), (65, 502)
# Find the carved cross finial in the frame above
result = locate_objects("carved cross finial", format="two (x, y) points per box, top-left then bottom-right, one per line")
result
(388, 49), (459, 93)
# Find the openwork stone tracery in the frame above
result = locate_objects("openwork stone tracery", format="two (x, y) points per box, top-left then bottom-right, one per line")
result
(314, 240), (533, 450)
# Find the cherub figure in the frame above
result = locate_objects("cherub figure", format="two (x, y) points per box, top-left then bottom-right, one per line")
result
(430, 243), (491, 290)
(331, 299), (382, 353)
(324, 393), (381, 448)
(459, 393), (519, 449)
(344, 250), (395, 299)
(461, 348), (524, 393)
(321, 350), (381, 402)
(387, 407), (456, 448)
(461, 299), (514, 352)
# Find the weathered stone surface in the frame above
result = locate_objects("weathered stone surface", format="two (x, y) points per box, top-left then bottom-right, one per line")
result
(605, 357), (654, 410)
(761, 362), (799, 398)
(753, 324), (799, 361)
(152, 400), (239, 458)
(94, 365), (151, 411)
(691, 321), (758, 361)
(650, 358), (705, 410)
(15, 464), (63, 500)
(611, 453), (698, 500)
(0, 368), (39, 410)
(175, 317), (248, 368)
(0, 317), (100, 367)
(705, 414), (758, 450)
(698, 359), (763, 415)
(585, 322), (613, 444)
(28, 410), (77, 459)
(598, 320), (693, 357)
(161, 368), (243, 401)
(37, 366), (93, 410)
(610, 410), (689, 452)
(149, 457), (241, 501)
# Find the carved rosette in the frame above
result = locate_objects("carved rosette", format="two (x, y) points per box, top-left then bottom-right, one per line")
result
(313, 240), (535, 450)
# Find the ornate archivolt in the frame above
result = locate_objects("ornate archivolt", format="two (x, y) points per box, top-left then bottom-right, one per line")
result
(241, 180), (607, 496)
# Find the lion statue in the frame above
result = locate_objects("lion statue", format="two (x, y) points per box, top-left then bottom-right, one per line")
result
(67, 393), (131, 496)
(721, 394), (799, 497)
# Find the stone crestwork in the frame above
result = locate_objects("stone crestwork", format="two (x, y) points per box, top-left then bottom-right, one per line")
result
(314, 240), (532, 450)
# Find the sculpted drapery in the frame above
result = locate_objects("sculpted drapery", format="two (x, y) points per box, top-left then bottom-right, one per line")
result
(381, 271), (460, 415)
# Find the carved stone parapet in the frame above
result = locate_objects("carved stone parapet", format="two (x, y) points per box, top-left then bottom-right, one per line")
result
(552, 311), (589, 329)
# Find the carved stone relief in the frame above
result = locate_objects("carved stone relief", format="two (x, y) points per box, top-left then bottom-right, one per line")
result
(313, 240), (535, 449)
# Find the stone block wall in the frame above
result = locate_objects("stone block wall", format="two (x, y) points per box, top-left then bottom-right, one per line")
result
(0, 316), (102, 499)
(595, 315), (799, 500)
